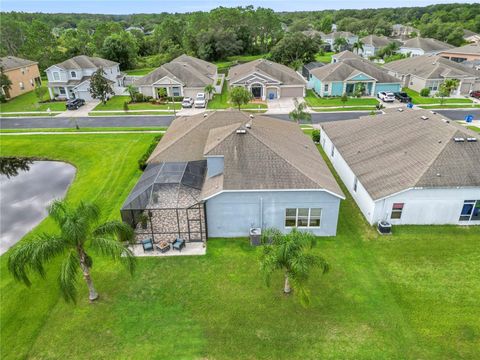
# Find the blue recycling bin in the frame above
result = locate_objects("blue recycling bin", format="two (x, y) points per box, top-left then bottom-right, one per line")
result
(465, 115), (474, 123)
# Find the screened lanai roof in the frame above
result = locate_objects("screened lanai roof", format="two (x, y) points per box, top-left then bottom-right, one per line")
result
(121, 160), (207, 210)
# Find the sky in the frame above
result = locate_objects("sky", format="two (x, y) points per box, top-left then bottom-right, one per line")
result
(0, 0), (477, 14)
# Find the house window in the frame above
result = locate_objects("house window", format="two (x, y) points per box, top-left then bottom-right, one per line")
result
(391, 203), (404, 219)
(285, 208), (322, 228)
(59, 87), (66, 95)
(19, 82), (24, 90)
(459, 200), (480, 221)
(353, 177), (358, 192)
(331, 144), (335, 157)
(53, 72), (60, 81)
(21, 68), (25, 74)
(70, 71), (77, 78)
(30, 79), (34, 87)
(324, 84), (329, 92)
(172, 86), (181, 96)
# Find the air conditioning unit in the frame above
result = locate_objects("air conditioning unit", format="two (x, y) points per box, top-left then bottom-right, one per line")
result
(467, 137), (477, 142)
(236, 129), (247, 134)
(454, 137), (465, 142)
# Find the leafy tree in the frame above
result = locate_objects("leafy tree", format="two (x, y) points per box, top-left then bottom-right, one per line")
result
(259, 228), (329, 307)
(289, 98), (311, 124)
(34, 86), (48, 103)
(89, 68), (114, 104)
(354, 83), (366, 98)
(157, 88), (167, 100)
(377, 42), (400, 59)
(420, 88), (431, 97)
(229, 86), (252, 110)
(196, 28), (243, 61)
(341, 93), (348, 107)
(126, 84), (139, 99)
(0, 66), (13, 100)
(352, 40), (364, 55)
(101, 32), (138, 70)
(317, 15), (333, 33)
(0, 157), (32, 178)
(8, 200), (135, 302)
(333, 37), (348, 52)
(270, 32), (319, 67)
(204, 84), (215, 100)
(436, 79), (459, 104)
(311, 129), (320, 143)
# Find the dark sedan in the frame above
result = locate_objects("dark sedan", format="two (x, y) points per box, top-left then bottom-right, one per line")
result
(394, 92), (412, 103)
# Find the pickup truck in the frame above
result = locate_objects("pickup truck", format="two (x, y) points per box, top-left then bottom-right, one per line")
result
(394, 92), (412, 103)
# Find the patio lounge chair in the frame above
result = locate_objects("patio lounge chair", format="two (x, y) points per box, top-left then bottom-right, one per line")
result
(141, 238), (154, 252)
(172, 237), (185, 252)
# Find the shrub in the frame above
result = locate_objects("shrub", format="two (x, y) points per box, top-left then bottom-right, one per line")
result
(131, 92), (145, 103)
(420, 88), (430, 97)
(0, 94), (7, 103)
(311, 129), (320, 143)
(138, 135), (162, 170)
(123, 101), (129, 111)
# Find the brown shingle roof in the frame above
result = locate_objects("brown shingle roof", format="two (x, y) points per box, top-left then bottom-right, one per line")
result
(0, 56), (37, 71)
(228, 59), (306, 85)
(401, 37), (454, 53)
(52, 55), (118, 70)
(321, 109), (480, 200)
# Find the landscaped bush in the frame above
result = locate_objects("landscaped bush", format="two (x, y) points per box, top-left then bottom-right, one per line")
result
(123, 101), (129, 111)
(138, 135), (162, 170)
(311, 129), (320, 143)
(420, 88), (431, 97)
(166, 96), (183, 102)
(131, 92), (145, 103)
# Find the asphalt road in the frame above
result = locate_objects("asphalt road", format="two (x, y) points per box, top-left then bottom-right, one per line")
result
(1, 109), (479, 129)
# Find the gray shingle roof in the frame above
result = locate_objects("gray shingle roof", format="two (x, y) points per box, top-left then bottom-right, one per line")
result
(52, 55), (118, 70)
(401, 37), (454, 53)
(383, 54), (480, 79)
(321, 109), (480, 200)
(324, 31), (356, 40)
(134, 54), (216, 87)
(0, 56), (37, 71)
(361, 35), (399, 48)
(148, 111), (344, 199)
(310, 57), (401, 83)
(439, 43), (480, 55)
(228, 59), (306, 85)
(304, 62), (325, 71)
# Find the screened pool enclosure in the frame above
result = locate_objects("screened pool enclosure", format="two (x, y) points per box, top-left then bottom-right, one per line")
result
(121, 161), (207, 244)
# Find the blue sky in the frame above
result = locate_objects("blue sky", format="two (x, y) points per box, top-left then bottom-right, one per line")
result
(0, 0), (476, 14)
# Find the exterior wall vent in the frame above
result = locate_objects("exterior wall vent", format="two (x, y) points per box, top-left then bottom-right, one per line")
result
(454, 137), (465, 142)
(467, 137), (477, 142)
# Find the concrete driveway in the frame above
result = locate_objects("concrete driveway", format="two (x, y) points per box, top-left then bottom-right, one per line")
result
(55, 100), (100, 117)
(266, 97), (298, 114)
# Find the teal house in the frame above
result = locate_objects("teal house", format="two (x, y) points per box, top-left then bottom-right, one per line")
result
(310, 51), (401, 97)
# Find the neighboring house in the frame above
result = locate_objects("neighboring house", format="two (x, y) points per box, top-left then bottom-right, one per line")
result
(135, 54), (219, 99)
(462, 59), (480, 71)
(121, 111), (344, 243)
(310, 51), (402, 97)
(438, 44), (480, 63)
(0, 56), (41, 99)
(463, 29), (480, 44)
(322, 31), (358, 50)
(383, 54), (480, 95)
(320, 109), (480, 226)
(45, 55), (125, 101)
(227, 59), (306, 100)
(391, 24), (419, 40)
(302, 30), (325, 39)
(359, 35), (400, 58)
(398, 37), (454, 57)
(302, 62), (325, 88)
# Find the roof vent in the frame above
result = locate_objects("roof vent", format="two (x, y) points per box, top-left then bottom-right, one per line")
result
(467, 137), (477, 142)
(454, 137), (465, 142)
(397, 108), (404, 112)
(421, 115), (428, 120)
(236, 129), (247, 134)
(430, 111), (437, 114)
(249, 114), (254, 119)
(203, 113), (208, 118)
(245, 123), (251, 129)
(441, 118), (450, 123)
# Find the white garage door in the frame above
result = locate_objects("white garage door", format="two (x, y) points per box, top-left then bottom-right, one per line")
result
(75, 91), (94, 101)
(280, 86), (304, 98)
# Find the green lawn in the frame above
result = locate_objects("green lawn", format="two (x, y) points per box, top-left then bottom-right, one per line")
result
(313, 106), (378, 112)
(124, 68), (155, 76)
(404, 88), (473, 105)
(467, 126), (480, 133)
(0, 127), (167, 133)
(315, 51), (334, 63)
(88, 111), (175, 116)
(0, 86), (65, 113)
(1, 133), (479, 359)
(305, 90), (379, 107)
(419, 104), (480, 109)
(208, 81), (267, 110)
(92, 96), (181, 111)
(215, 54), (268, 72)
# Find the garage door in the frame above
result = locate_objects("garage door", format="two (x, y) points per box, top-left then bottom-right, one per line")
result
(75, 91), (94, 101)
(280, 86), (304, 98)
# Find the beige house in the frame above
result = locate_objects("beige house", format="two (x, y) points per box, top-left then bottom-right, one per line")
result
(438, 44), (480, 63)
(227, 59), (306, 100)
(463, 30), (480, 44)
(0, 56), (41, 99)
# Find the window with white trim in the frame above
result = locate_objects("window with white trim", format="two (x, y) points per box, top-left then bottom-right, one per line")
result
(391, 203), (404, 219)
(459, 200), (480, 221)
(70, 71), (77, 78)
(324, 83), (329, 92)
(353, 177), (358, 192)
(59, 87), (66, 95)
(19, 82), (24, 90)
(53, 72), (60, 81)
(285, 208), (321, 228)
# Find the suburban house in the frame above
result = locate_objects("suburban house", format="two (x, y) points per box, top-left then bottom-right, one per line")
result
(227, 59), (306, 100)
(463, 29), (480, 44)
(320, 109), (480, 225)
(309, 51), (402, 97)
(302, 62), (325, 88)
(438, 44), (480, 63)
(358, 35), (400, 58)
(398, 37), (454, 57)
(323, 31), (358, 50)
(121, 111), (344, 244)
(45, 55), (125, 100)
(383, 54), (480, 95)
(391, 24), (419, 40)
(134, 54), (220, 99)
(0, 56), (41, 99)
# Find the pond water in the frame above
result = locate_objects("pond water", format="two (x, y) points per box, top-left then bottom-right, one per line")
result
(0, 160), (76, 255)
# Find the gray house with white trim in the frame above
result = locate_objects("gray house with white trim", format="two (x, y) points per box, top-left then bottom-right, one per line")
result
(121, 111), (344, 244)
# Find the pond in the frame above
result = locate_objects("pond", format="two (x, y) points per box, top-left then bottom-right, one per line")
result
(0, 159), (76, 255)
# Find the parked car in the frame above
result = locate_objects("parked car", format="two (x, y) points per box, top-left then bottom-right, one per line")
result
(394, 92), (412, 103)
(470, 90), (480, 99)
(181, 97), (194, 108)
(377, 91), (395, 102)
(66, 98), (85, 110)
(194, 93), (206, 108)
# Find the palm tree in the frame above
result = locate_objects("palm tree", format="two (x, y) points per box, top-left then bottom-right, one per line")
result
(126, 84), (139, 100)
(204, 84), (215, 100)
(289, 97), (311, 124)
(8, 200), (136, 303)
(352, 40), (364, 55)
(260, 228), (329, 307)
(333, 37), (348, 53)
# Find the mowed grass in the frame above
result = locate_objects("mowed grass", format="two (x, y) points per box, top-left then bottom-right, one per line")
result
(124, 67), (155, 76)
(315, 51), (334, 63)
(0, 85), (65, 112)
(467, 125), (480, 133)
(404, 88), (473, 104)
(208, 81), (267, 110)
(305, 90), (379, 107)
(0, 133), (479, 359)
(215, 54), (268, 72)
(92, 96), (181, 111)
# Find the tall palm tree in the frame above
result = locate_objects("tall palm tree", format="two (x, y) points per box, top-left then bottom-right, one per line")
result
(204, 84), (215, 100)
(260, 228), (329, 307)
(333, 37), (348, 53)
(289, 98), (311, 124)
(8, 200), (136, 303)
(352, 40), (364, 55)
